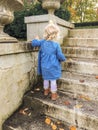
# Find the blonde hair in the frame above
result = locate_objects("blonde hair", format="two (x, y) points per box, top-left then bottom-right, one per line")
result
(44, 20), (60, 40)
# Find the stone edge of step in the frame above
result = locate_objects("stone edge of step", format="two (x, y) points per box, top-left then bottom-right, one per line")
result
(25, 95), (98, 130)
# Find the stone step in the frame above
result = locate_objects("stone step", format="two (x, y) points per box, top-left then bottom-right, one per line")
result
(62, 47), (98, 59)
(3, 104), (69, 130)
(58, 72), (98, 101)
(24, 90), (98, 130)
(62, 58), (98, 75)
(69, 29), (98, 38)
(63, 38), (98, 48)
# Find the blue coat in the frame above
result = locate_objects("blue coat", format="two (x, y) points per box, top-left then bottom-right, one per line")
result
(32, 39), (66, 80)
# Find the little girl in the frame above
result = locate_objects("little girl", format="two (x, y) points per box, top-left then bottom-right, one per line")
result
(31, 21), (66, 100)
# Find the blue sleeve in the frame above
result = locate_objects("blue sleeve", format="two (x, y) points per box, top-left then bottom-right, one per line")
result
(31, 39), (43, 47)
(56, 44), (66, 62)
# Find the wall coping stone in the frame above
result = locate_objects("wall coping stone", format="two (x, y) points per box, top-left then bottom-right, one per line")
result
(25, 14), (74, 29)
(0, 42), (38, 56)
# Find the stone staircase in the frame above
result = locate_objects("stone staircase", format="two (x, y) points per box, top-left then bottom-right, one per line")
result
(60, 29), (98, 101)
(3, 29), (98, 130)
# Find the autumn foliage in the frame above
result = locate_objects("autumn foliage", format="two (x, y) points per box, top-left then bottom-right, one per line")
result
(63, 0), (97, 22)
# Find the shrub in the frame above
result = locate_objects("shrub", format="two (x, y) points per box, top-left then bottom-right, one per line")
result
(74, 21), (98, 28)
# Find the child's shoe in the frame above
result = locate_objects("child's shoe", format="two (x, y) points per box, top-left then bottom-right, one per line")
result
(51, 92), (58, 100)
(44, 88), (50, 96)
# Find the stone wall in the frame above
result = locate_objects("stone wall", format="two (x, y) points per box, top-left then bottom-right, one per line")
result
(0, 42), (38, 130)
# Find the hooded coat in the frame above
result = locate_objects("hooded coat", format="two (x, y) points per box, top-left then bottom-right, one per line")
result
(32, 39), (66, 80)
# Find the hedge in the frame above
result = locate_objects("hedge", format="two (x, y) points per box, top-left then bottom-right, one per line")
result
(74, 21), (98, 27)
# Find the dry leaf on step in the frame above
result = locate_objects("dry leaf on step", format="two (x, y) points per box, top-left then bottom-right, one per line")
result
(64, 101), (70, 106)
(79, 95), (91, 101)
(35, 88), (40, 91)
(19, 107), (29, 115)
(31, 91), (34, 94)
(45, 117), (51, 125)
(19, 109), (27, 115)
(23, 108), (29, 111)
(95, 76), (98, 79)
(75, 104), (83, 109)
(79, 79), (85, 83)
(57, 121), (61, 125)
(51, 124), (57, 130)
(70, 126), (77, 130)
(51, 122), (54, 126)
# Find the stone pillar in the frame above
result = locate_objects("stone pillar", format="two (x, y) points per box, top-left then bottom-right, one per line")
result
(0, 0), (23, 43)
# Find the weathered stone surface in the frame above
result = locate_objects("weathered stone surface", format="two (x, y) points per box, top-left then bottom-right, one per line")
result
(0, 42), (38, 130)
(62, 59), (98, 75)
(58, 72), (98, 101)
(25, 14), (74, 44)
(2, 19), (98, 130)
(69, 29), (98, 38)
(25, 92), (98, 130)
(64, 38), (98, 47)
(62, 47), (98, 59)
(61, 28), (98, 101)
(0, 42), (38, 55)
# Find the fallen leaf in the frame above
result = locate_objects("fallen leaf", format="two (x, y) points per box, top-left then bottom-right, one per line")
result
(35, 88), (40, 91)
(31, 91), (34, 93)
(57, 121), (61, 125)
(28, 112), (31, 116)
(9, 126), (15, 130)
(79, 79), (85, 83)
(64, 101), (70, 106)
(23, 108), (29, 111)
(79, 95), (91, 101)
(45, 117), (51, 125)
(19, 109), (27, 115)
(52, 124), (57, 130)
(95, 76), (98, 79)
(84, 96), (91, 101)
(19, 108), (30, 116)
(70, 126), (77, 130)
(75, 104), (83, 109)
(51, 122), (54, 126)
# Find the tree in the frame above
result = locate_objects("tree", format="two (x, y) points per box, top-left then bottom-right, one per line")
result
(75, 0), (96, 22)
(63, 0), (97, 22)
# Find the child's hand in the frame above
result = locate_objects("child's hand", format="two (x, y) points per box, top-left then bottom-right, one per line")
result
(35, 35), (39, 40)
